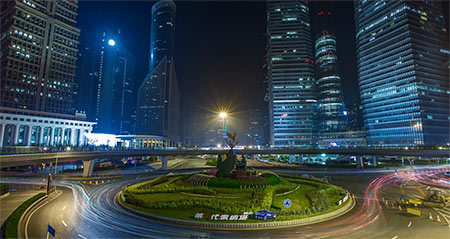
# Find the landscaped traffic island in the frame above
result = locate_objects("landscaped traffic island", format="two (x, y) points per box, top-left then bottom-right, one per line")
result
(121, 172), (350, 224)
(120, 133), (352, 228)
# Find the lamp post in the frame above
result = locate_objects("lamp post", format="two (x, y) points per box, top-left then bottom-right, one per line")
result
(219, 112), (227, 147)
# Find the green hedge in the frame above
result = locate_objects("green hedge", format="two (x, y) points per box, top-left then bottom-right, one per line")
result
(0, 183), (9, 195)
(305, 189), (330, 211)
(261, 173), (281, 185)
(207, 178), (241, 188)
(125, 193), (252, 214)
(205, 159), (217, 166)
(4, 193), (46, 239)
(126, 186), (216, 195)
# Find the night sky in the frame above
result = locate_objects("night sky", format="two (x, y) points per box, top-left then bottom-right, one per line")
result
(76, 1), (361, 131)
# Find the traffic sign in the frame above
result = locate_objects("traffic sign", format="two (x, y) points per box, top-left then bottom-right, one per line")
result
(47, 224), (55, 238)
(283, 199), (291, 208)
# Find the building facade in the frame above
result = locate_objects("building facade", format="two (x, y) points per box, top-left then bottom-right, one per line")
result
(1, 0), (80, 115)
(267, 0), (316, 147)
(76, 30), (136, 135)
(137, 0), (180, 143)
(0, 107), (94, 147)
(314, 9), (348, 135)
(355, 0), (450, 146)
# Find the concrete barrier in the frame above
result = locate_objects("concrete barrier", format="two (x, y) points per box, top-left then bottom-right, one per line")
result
(116, 191), (355, 230)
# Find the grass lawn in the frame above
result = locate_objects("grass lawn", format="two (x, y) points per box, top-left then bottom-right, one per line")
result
(272, 184), (315, 211)
(123, 173), (349, 224)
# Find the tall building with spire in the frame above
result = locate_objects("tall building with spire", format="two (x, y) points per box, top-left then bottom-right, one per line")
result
(137, 0), (180, 142)
(355, 0), (449, 146)
(267, 0), (316, 147)
(314, 5), (349, 146)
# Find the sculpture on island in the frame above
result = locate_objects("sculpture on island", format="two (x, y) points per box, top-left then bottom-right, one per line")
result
(216, 132), (246, 178)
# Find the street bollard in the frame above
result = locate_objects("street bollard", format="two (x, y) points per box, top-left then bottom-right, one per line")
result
(429, 213), (433, 220)
(385, 200), (388, 206)
(437, 215), (441, 222)
(399, 205), (402, 211)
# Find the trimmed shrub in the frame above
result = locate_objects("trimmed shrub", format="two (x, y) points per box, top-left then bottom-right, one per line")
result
(0, 183), (9, 195)
(261, 173), (281, 185)
(305, 189), (330, 211)
(207, 178), (241, 188)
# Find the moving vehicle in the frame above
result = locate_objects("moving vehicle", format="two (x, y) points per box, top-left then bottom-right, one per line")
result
(255, 210), (277, 221)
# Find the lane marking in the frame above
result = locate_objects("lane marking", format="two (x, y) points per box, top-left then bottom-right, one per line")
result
(313, 235), (330, 239)
(62, 206), (66, 211)
(353, 225), (363, 231)
(407, 221), (412, 227)
(392, 236), (398, 239)
(61, 220), (67, 227)
(78, 234), (88, 239)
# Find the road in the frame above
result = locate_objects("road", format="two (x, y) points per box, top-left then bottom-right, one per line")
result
(22, 168), (450, 238)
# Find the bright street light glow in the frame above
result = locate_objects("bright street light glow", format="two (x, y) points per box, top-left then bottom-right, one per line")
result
(219, 112), (227, 118)
(108, 39), (116, 46)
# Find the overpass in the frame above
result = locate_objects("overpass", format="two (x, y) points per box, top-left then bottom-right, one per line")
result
(1, 148), (449, 177)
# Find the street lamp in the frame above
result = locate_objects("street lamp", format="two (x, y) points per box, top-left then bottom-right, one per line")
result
(219, 112), (227, 147)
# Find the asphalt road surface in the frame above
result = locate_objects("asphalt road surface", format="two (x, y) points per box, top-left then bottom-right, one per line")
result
(23, 168), (450, 239)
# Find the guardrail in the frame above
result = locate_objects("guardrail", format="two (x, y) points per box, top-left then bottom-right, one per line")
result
(116, 191), (355, 230)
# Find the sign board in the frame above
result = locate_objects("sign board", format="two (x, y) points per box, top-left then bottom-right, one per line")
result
(194, 212), (252, 221)
(406, 207), (421, 216)
(47, 224), (55, 238)
(283, 199), (292, 208)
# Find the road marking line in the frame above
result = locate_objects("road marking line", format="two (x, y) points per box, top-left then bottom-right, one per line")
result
(353, 225), (363, 231)
(392, 236), (398, 239)
(408, 221), (412, 227)
(61, 220), (67, 227)
(62, 206), (66, 211)
(313, 235), (330, 239)
(78, 234), (88, 239)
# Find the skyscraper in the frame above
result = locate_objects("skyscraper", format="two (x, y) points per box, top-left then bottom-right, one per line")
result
(314, 8), (348, 136)
(137, 0), (180, 142)
(267, 0), (316, 147)
(0, 0), (80, 114)
(76, 30), (136, 135)
(0, 0), (95, 147)
(355, 0), (449, 146)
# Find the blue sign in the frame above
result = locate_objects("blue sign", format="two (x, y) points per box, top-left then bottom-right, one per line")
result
(47, 224), (55, 237)
(283, 199), (291, 208)
(395, 169), (398, 173)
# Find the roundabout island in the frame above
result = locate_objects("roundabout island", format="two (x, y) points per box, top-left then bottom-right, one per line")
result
(119, 133), (354, 229)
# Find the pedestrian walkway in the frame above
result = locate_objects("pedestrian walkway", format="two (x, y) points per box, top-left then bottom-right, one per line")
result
(0, 189), (45, 226)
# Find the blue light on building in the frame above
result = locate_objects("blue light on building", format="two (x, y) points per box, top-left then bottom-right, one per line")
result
(354, 0), (449, 146)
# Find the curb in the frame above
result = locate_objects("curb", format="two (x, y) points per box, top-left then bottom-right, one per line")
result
(18, 190), (62, 239)
(0, 192), (10, 200)
(116, 191), (355, 230)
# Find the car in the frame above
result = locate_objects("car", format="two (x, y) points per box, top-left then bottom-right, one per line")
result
(254, 210), (277, 221)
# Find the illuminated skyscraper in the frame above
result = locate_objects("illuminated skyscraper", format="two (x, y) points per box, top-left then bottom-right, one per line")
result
(267, 0), (316, 147)
(355, 0), (449, 146)
(137, 0), (179, 142)
(314, 8), (348, 136)
(0, 0), (80, 114)
(76, 30), (136, 134)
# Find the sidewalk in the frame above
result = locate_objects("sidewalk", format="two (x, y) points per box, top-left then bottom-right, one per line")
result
(0, 189), (45, 226)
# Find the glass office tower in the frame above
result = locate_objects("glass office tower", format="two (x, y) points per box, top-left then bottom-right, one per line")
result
(315, 9), (348, 135)
(355, 0), (449, 146)
(137, 0), (180, 142)
(0, 0), (80, 114)
(267, 0), (316, 147)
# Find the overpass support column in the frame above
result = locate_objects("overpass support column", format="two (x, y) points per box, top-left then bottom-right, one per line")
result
(356, 156), (364, 169)
(371, 156), (377, 167)
(161, 156), (168, 169)
(82, 160), (95, 177)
